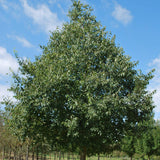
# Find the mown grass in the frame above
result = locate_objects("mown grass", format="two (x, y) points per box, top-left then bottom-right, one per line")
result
(1, 151), (160, 160)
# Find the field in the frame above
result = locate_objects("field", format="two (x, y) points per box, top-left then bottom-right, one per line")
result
(0, 151), (133, 160)
(1, 151), (160, 160)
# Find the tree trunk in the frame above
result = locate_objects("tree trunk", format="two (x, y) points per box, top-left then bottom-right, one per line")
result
(130, 156), (132, 160)
(62, 152), (64, 160)
(2, 146), (5, 160)
(98, 154), (100, 160)
(18, 146), (21, 160)
(9, 145), (12, 160)
(54, 152), (57, 160)
(67, 152), (70, 160)
(14, 149), (17, 160)
(59, 151), (61, 160)
(32, 152), (34, 160)
(80, 149), (86, 160)
(41, 145), (42, 160)
(44, 153), (46, 160)
(36, 146), (39, 160)
(72, 153), (74, 160)
(26, 145), (29, 160)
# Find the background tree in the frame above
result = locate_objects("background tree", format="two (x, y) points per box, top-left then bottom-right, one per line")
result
(0, 109), (16, 159)
(121, 134), (135, 160)
(152, 120), (160, 157)
(4, 1), (155, 160)
(121, 115), (156, 160)
(135, 118), (155, 160)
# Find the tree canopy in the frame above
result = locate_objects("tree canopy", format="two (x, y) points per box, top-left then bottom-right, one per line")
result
(4, 0), (155, 160)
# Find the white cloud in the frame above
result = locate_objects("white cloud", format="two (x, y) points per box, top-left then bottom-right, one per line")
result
(48, 0), (57, 4)
(153, 89), (160, 112)
(148, 56), (160, 116)
(0, 0), (8, 10)
(0, 47), (18, 76)
(150, 57), (160, 68)
(112, 2), (133, 25)
(20, 0), (63, 33)
(7, 35), (33, 48)
(15, 36), (33, 48)
(57, 3), (66, 15)
(0, 0), (20, 12)
(0, 84), (14, 103)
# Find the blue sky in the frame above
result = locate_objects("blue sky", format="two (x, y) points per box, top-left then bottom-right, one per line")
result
(0, 0), (160, 118)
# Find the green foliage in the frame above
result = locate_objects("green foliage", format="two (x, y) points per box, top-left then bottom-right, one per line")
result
(135, 118), (156, 159)
(121, 135), (135, 158)
(153, 120), (160, 155)
(4, 0), (155, 157)
(0, 110), (17, 154)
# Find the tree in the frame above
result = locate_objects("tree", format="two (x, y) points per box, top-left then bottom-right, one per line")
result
(4, 1), (155, 160)
(135, 118), (155, 160)
(121, 134), (135, 160)
(121, 115), (156, 160)
(152, 120), (160, 157)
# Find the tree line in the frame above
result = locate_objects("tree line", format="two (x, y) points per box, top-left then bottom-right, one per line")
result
(1, 111), (160, 160)
(0, 0), (158, 160)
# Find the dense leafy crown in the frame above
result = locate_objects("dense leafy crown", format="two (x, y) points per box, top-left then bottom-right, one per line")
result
(5, 0), (154, 155)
